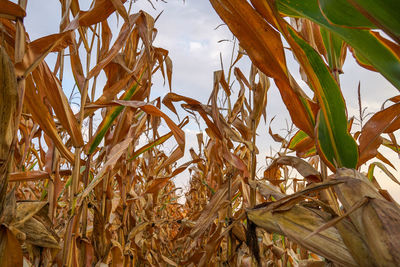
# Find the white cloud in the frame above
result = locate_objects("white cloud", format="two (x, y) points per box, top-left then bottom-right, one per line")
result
(189, 41), (203, 52)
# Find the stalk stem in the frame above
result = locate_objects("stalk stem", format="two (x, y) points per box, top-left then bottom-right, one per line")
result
(250, 118), (257, 207)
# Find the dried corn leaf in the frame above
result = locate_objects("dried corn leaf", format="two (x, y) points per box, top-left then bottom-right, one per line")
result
(0, 1), (25, 20)
(0, 225), (23, 267)
(18, 217), (60, 248)
(247, 203), (357, 266)
(0, 46), (18, 216)
(334, 169), (400, 266)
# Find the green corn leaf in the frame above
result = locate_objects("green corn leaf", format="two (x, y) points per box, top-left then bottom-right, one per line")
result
(288, 130), (311, 150)
(88, 73), (143, 154)
(320, 28), (345, 73)
(277, 0), (400, 91)
(319, 0), (375, 29)
(367, 162), (400, 185)
(128, 132), (173, 161)
(288, 27), (359, 169)
(320, 0), (400, 43)
(288, 130), (316, 157)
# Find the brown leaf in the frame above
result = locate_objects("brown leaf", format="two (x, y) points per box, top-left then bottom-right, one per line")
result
(248, 203), (358, 266)
(0, 1), (26, 20)
(92, 205), (111, 261)
(268, 156), (321, 183)
(24, 76), (74, 163)
(251, 69), (269, 123)
(77, 237), (95, 267)
(20, 217), (60, 248)
(249, 180), (285, 200)
(222, 147), (250, 178)
(8, 169), (71, 182)
(298, 259), (325, 267)
(209, 0), (316, 137)
(78, 137), (133, 204)
(165, 56), (173, 91)
(13, 201), (47, 227)
(358, 102), (400, 166)
(145, 177), (170, 195)
(263, 165), (283, 186)
(68, 39), (86, 92)
(87, 13), (140, 79)
(0, 46), (18, 216)
(0, 45), (18, 163)
(198, 224), (224, 267)
(14, 20), (25, 64)
(0, 225), (23, 267)
(305, 197), (369, 239)
(93, 68), (143, 108)
(127, 222), (151, 241)
(269, 117), (286, 144)
(32, 63), (84, 147)
(334, 169), (400, 266)
(110, 0), (130, 24)
(146, 159), (200, 195)
(110, 240), (124, 267)
(77, 0), (127, 27)
(8, 170), (48, 182)
(163, 92), (223, 139)
(266, 180), (343, 213)
(161, 255), (178, 267)
(114, 100), (185, 150)
(0, 189), (16, 225)
(229, 81), (245, 124)
(190, 177), (240, 238)
(15, 27), (78, 77)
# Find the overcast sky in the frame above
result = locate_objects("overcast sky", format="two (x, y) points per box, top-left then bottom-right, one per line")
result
(22, 0), (400, 201)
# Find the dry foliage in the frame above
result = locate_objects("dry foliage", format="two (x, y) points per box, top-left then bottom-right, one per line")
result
(1, 0), (400, 266)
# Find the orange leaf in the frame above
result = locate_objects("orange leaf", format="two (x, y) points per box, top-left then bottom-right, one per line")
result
(0, 1), (26, 20)
(0, 225), (23, 267)
(32, 63), (84, 147)
(210, 0), (316, 137)
(358, 102), (400, 166)
(25, 76), (75, 163)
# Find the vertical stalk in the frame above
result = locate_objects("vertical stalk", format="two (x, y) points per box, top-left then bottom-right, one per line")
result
(0, 47), (19, 219)
(71, 148), (81, 202)
(225, 39), (238, 262)
(226, 171), (232, 262)
(79, 155), (91, 266)
(250, 89), (258, 267)
(63, 64), (89, 266)
(48, 146), (59, 220)
(62, 147), (81, 266)
(250, 120), (257, 207)
(80, 28), (101, 264)
(62, 216), (73, 266)
(101, 172), (110, 216)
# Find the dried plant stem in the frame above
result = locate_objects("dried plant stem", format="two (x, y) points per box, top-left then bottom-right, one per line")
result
(63, 71), (90, 265)
(320, 161), (341, 214)
(250, 121), (257, 207)
(0, 46), (18, 216)
(226, 171), (233, 261)
(80, 155), (91, 265)
(62, 147), (81, 266)
(48, 146), (59, 220)
(80, 70), (97, 265)
(101, 172), (110, 216)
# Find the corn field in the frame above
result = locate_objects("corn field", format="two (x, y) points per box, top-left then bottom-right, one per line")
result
(1, 0), (400, 266)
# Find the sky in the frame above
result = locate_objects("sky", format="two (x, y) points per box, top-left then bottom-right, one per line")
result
(21, 0), (400, 201)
